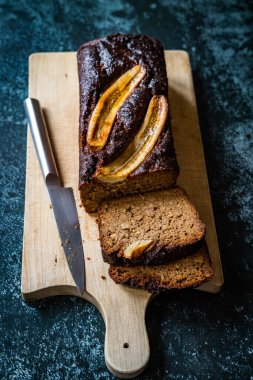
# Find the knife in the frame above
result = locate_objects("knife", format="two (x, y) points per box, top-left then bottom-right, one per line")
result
(24, 98), (85, 294)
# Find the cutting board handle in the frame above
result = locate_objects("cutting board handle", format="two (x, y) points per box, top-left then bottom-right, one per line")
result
(103, 295), (150, 378)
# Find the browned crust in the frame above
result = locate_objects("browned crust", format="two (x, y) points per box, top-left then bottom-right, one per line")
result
(108, 244), (214, 292)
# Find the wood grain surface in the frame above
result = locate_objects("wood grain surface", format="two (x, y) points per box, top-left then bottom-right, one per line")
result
(22, 51), (223, 378)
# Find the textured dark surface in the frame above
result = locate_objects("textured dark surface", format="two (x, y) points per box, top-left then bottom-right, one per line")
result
(0, 0), (252, 379)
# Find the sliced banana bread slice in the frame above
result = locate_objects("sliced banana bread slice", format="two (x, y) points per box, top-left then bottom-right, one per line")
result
(109, 244), (214, 292)
(98, 187), (205, 266)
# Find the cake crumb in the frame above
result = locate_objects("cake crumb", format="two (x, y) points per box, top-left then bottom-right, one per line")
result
(137, 214), (143, 222)
(101, 275), (106, 280)
(110, 233), (117, 241)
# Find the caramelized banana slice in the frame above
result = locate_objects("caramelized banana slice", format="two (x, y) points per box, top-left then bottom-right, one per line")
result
(87, 65), (146, 152)
(123, 240), (154, 259)
(96, 95), (168, 183)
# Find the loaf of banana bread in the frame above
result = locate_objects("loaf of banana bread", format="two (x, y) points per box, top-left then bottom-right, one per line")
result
(78, 34), (179, 212)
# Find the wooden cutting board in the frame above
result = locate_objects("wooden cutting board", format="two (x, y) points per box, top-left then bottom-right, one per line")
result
(22, 51), (223, 378)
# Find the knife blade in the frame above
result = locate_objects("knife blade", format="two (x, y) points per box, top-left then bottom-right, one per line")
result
(24, 98), (85, 294)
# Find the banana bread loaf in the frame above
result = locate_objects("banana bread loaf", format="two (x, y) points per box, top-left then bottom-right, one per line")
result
(98, 187), (206, 266)
(78, 34), (179, 212)
(109, 244), (214, 292)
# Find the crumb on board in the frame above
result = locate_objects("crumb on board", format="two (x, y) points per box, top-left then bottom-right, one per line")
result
(49, 204), (52, 209)
(87, 257), (91, 260)
(101, 275), (106, 280)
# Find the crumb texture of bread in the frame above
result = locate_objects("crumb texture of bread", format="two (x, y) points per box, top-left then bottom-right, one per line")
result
(109, 245), (214, 292)
(78, 34), (179, 212)
(98, 187), (205, 265)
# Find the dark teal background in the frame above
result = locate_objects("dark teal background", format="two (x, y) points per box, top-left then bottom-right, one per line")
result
(0, 0), (253, 379)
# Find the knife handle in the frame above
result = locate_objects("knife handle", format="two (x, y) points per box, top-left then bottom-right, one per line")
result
(24, 98), (59, 182)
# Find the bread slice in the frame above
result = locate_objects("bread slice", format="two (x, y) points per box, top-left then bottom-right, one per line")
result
(109, 244), (214, 292)
(98, 187), (205, 266)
